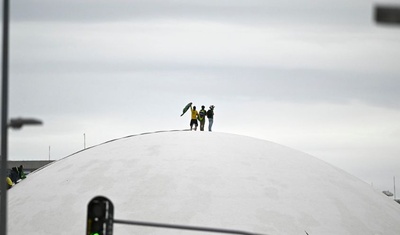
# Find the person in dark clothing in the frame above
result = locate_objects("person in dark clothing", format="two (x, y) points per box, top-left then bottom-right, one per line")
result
(207, 105), (215, 132)
(9, 167), (20, 184)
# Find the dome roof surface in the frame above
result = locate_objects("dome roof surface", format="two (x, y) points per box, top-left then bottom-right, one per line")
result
(8, 131), (400, 235)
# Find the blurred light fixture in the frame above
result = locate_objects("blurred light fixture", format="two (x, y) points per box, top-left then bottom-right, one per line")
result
(375, 5), (400, 24)
(8, 117), (43, 129)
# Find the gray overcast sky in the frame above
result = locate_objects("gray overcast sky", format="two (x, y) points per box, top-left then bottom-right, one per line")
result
(4, 0), (400, 192)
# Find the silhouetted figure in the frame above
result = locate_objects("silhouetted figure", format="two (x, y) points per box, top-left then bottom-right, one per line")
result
(207, 105), (215, 132)
(198, 105), (207, 131)
(190, 105), (199, 131)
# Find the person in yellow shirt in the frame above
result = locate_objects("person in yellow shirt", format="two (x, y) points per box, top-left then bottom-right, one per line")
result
(190, 105), (199, 131)
(6, 177), (13, 189)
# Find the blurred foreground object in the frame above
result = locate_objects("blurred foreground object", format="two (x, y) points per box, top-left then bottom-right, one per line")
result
(87, 196), (114, 235)
(375, 5), (400, 24)
(8, 118), (43, 129)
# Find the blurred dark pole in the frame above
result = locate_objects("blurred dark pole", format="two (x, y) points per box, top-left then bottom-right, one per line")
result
(375, 5), (400, 24)
(1, 1), (9, 235)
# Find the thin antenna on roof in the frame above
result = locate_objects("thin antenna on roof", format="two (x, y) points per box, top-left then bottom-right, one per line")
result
(394, 176), (396, 200)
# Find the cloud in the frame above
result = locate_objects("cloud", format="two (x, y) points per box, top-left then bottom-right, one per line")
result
(12, 0), (369, 27)
(11, 17), (400, 77)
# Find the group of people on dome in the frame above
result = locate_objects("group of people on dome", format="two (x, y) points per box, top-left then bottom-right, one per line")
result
(189, 104), (215, 131)
(6, 165), (26, 190)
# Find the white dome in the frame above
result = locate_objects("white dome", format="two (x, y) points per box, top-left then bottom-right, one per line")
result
(8, 131), (400, 235)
